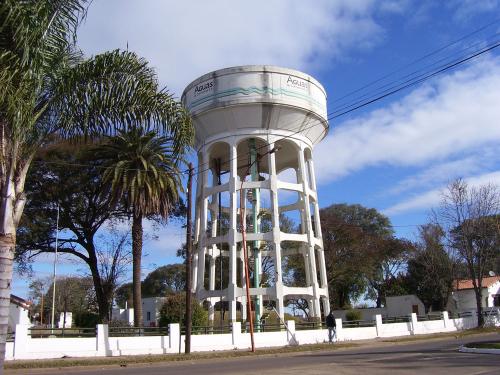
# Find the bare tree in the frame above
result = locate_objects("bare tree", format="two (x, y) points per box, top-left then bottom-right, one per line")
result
(435, 179), (500, 326)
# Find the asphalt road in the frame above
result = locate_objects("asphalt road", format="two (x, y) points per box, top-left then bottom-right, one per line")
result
(10, 334), (500, 375)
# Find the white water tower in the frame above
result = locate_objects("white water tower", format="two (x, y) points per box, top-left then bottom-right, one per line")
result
(182, 65), (330, 323)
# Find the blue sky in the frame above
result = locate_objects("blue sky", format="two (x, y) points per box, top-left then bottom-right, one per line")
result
(13, 0), (500, 298)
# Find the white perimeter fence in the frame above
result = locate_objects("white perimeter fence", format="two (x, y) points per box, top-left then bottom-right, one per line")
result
(6, 310), (499, 361)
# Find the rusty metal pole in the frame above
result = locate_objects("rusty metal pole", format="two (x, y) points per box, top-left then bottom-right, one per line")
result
(240, 180), (255, 352)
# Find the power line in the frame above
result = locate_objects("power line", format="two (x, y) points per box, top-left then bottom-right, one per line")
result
(32, 34), (500, 179)
(188, 39), (500, 179)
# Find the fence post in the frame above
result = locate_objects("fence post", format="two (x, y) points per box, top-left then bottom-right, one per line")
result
(13, 324), (29, 360)
(410, 313), (418, 335)
(232, 321), (241, 348)
(335, 318), (343, 341)
(442, 311), (449, 329)
(96, 324), (110, 357)
(169, 323), (180, 353)
(375, 314), (383, 337)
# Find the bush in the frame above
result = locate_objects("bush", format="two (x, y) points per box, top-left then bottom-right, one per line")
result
(74, 312), (100, 327)
(345, 309), (362, 321)
(159, 293), (208, 327)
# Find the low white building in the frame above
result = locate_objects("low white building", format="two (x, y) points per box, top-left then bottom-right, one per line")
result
(111, 297), (168, 326)
(448, 276), (500, 313)
(332, 294), (425, 321)
(9, 294), (31, 332)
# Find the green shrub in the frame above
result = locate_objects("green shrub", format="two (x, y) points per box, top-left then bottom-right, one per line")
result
(159, 293), (208, 327)
(74, 312), (100, 327)
(345, 309), (362, 321)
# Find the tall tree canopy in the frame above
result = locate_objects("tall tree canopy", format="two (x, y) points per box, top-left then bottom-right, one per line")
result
(96, 128), (186, 326)
(0, 0), (193, 365)
(406, 224), (455, 312)
(320, 204), (410, 309)
(436, 179), (500, 326)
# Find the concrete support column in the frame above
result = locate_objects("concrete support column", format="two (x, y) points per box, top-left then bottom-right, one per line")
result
(13, 324), (29, 359)
(442, 311), (449, 329)
(96, 324), (110, 357)
(298, 145), (321, 318)
(286, 320), (297, 345)
(208, 301), (215, 323)
(335, 318), (343, 341)
(375, 314), (383, 337)
(232, 321), (241, 348)
(410, 313), (418, 335)
(229, 140), (238, 322)
(169, 323), (180, 353)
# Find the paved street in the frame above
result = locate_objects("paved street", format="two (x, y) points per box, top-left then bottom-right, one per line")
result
(9, 334), (500, 375)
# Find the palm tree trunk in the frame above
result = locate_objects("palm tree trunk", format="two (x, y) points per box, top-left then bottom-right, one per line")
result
(132, 214), (143, 327)
(0, 232), (15, 369)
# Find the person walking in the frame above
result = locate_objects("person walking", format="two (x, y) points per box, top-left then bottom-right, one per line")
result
(326, 311), (336, 343)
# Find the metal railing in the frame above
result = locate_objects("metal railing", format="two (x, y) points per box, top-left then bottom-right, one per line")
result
(6, 332), (14, 342)
(108, 326), (168, 337)
(295, 321), (323, 330)
(382, 316), (411, 324)
(181, 325), (232, 335)
(417, 314), (442, 321)
(342, 319), (376, 328)
(29, 327), (96, 338)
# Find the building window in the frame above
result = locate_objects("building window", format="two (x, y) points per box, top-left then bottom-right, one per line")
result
(147, 311), (151, 321)
(493, 295), (500, 307)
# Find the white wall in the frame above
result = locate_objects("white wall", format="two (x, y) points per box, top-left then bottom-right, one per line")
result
(8, 304), (30, 332)
(386, 295), (424, 316)
(142, 297), (167, 326)
(8, 311), (499, 361)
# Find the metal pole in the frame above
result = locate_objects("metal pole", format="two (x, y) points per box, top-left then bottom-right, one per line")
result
(51, 204), (60, 330)
(185, 163), (194, 354)
(249, 139), (261, 329)
(240, 185), (255, 352)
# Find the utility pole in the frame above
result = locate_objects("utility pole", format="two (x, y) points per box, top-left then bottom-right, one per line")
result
(184, 163), (194, 354)
(51, 204), (60, 330)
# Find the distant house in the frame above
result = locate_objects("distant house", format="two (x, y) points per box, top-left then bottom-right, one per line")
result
(111, 297), (167, 326)
(448, 276), (500, 313)
(9, 294), (31, 332)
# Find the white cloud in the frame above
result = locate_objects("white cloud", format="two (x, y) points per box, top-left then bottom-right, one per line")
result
(451, 0), (500, 21)
(389, 148), (500, 195)
(383, 170), (500, 215)
(314, 56), (500, 183)
(77, 0), (390, 94)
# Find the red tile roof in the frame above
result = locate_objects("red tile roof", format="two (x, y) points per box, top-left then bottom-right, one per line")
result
(454, 276), (500, 291)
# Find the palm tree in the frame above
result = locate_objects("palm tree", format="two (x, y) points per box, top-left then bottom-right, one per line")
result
(96, 128), (184, 327)
(0, 0), (193, 366)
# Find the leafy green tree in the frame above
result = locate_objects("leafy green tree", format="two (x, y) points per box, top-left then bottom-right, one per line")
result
(0, 0), (192, 365)
(159, 293), (207, 327)
(17, 144), (131, 321)
(436, 179), (500, 326)
(406, 224), (455, 312)
(96, 128), (187, 327)
(142, 264), (186, 297)
(115, 282), (133, 309)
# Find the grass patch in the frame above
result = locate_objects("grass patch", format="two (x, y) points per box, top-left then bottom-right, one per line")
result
(465, 342), (500, 349)
(5, 342), (358, 371)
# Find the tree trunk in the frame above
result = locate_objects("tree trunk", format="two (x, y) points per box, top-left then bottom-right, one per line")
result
(0, 233), (15, 369)
(87, 250), (110, 323)
(475, 287), (484, 327)
(132, 214), (143, 327)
